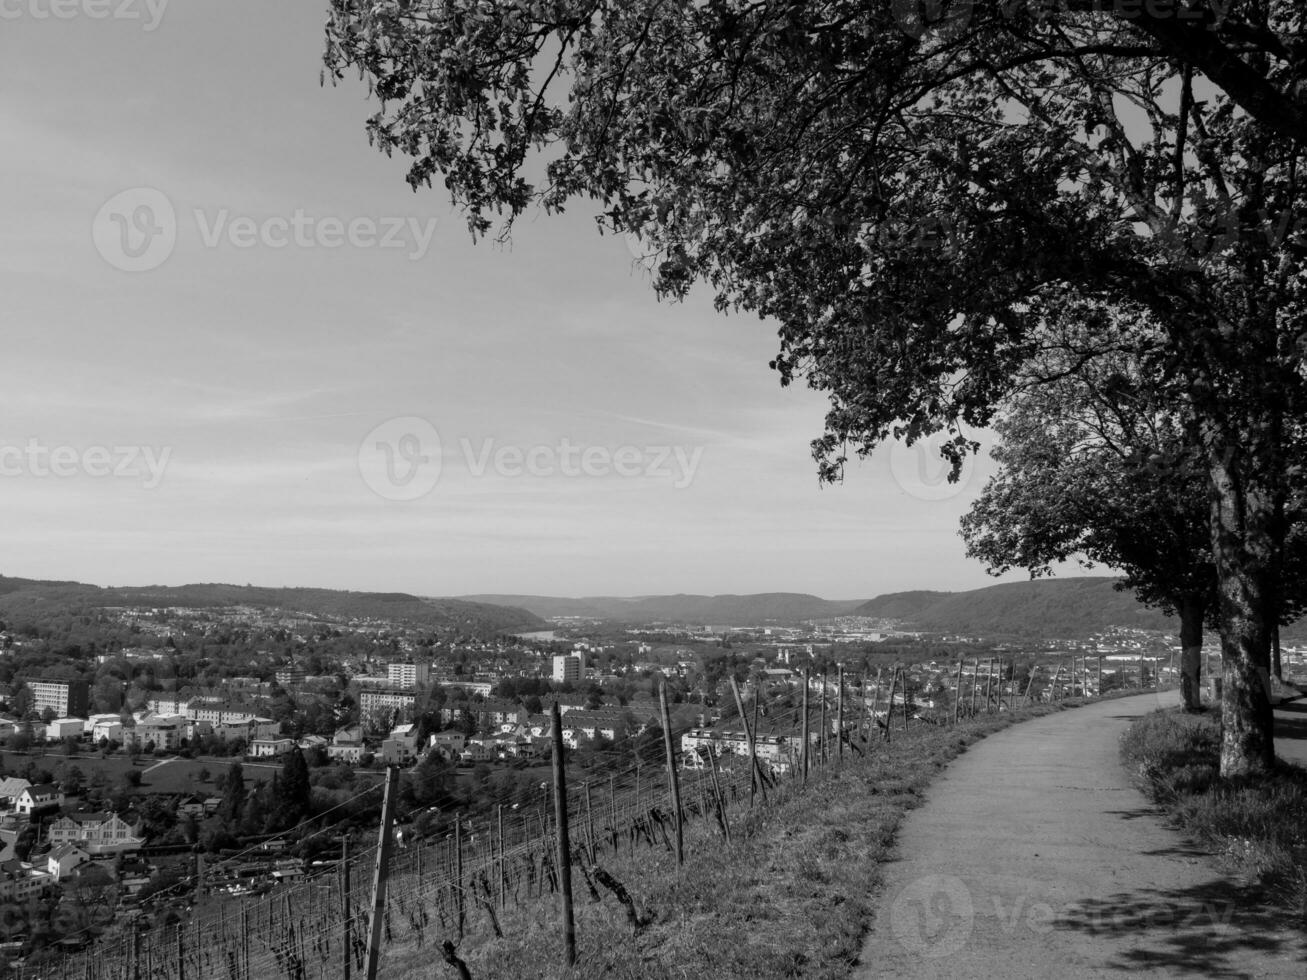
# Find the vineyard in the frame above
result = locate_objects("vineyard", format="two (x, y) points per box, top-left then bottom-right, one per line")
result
(25, 657), (1156, 980)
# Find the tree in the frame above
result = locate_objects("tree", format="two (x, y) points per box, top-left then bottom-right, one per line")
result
(964, 356), (1307, 708)
(273, 749), (312, 831)
(218, 762), (245, 825)
(324, 1), (1307, 776)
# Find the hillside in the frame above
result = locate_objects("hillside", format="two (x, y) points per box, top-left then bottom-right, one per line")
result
(0, 575), (544, 637)
(857, 577), (1172, 638)
(456, 592), (865, 625)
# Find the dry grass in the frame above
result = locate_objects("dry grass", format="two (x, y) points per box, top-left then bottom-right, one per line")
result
(380, 702), (1066, 980)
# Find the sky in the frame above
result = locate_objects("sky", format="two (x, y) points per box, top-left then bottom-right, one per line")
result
(0, 0), (1042, 600)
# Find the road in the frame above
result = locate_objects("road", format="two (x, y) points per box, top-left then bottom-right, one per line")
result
(854, 691), (1307, 979)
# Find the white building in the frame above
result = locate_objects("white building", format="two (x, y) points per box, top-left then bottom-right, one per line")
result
(552, 654), (586, 684)
(387, 662), (430, 689)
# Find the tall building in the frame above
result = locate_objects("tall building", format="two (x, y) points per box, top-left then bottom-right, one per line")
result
(387, 662), (430, 690)
(29, 679), (90, 719)
(551, 654), (586, 684)
(359, 688), (418, 732)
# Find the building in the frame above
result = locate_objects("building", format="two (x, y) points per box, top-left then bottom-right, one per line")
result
(274, 665), (307, 688)
(249, 737), (296, 758)
(46, 812), (144, 855)
(130, 715), (185, 751)
(0, 779), (30, 809)
(387, 661), (430, 690)
(0, 860), (54, 901)
(358, 689), (417, 731)
(380, 723), (420, 765)
(551, 654), (586, 684)
(28, 679), (89, 718)
(45, 718), (84, 741)
(327, 726), (364, 764)
(45, 844), (91, 882)
(15, 784), (63, 816)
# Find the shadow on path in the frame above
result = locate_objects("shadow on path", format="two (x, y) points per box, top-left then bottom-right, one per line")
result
(1054, 879), (1305, 979)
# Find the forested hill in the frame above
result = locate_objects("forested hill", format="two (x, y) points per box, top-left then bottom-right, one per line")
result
(0, 576), (544, 637)
(456, 592), (865, 625)
(857, 578), (1173, 638)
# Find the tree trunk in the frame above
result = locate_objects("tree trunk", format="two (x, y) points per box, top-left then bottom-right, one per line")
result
(1177, 599), (1204, 712)
(1208, 448), (1277, 777)
(1272, 624), (1282, 682)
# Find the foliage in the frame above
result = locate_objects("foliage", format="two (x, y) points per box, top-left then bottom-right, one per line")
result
(322, 0), (1307, 776)
(271, 748), (313, 831)
(218, 762), (245, 824)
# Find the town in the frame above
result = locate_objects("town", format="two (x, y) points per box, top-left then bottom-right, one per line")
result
(1, 591), (1295, 964)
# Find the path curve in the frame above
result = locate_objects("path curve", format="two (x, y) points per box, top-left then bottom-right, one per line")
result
(854, 692), (1307, 979)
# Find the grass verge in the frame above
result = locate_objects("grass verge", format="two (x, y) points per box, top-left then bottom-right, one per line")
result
(1120, 706), (1307, 923)
(382, 700), (1075, 980)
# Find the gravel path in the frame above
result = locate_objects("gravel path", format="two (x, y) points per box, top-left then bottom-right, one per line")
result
(854, 691), (1307, 979)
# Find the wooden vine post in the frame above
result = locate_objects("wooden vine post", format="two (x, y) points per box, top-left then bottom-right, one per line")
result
(658, 683), (684, 867)
(341, 837), (351, 980)
(819, 666), (828, 767)
(363, 766), (399, 980)
(801, 668), (810, 780)
(883, 668), (898, 743)
(836, 665), (844, 764)
(728, 676), (766, 806)
(550, 701), (577, 966)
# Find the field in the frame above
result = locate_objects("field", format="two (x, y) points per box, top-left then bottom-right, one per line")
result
(0, 748), (276, 797)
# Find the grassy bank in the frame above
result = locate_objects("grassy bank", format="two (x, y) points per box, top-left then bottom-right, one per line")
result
(382, 700), (1075, 980)
(1120, 707), (1307, 922)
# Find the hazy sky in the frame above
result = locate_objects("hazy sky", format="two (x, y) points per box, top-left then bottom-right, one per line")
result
(0, 1), (1040, 599)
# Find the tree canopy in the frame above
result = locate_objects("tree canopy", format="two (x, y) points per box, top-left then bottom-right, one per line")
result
(323, 1), (1307, 775)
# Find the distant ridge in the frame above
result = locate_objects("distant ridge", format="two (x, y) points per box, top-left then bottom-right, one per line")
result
(455, 593), (865, 626)
(0, 575), (544, 637)
(463, 578), (1212, 638)
(857, 577), (1169, 638)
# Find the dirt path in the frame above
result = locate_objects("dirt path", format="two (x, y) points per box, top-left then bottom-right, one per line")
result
(853, 692), (1307, 979)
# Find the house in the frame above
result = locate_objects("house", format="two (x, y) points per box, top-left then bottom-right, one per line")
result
(45, 844), (91, 881)
(297, 735), (328, 752)
(458, 741), (495, 764)
(327, 726), (364, 764)
(380, 724), (420, 766)
(0, 859), (54, 901)
(86, 714), (123, 745)
(47, 811), (144, 855)
(175, 794), (207, 819)
(0, 778), (31, 809)
(249, 738), (295, 758)
(15, 784), (63, 816)
(131, 715), (185, 751)
(427, 730), (466, 761)
(45, 718), (84, 741)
